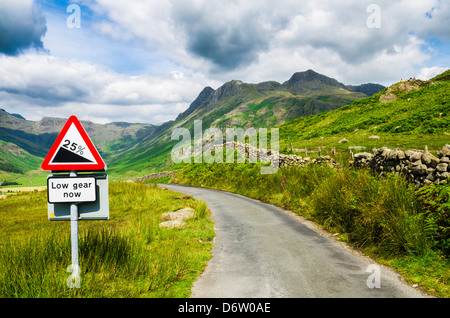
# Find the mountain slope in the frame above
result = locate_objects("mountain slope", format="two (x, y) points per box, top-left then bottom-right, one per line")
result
(279, 71), (450, 157)
(0, 109), (155, 176)
(174, 70), (374, 130)
(108, 70), (383, 174)
(0, 69), (385, 177)
(0, 140), (42, 174)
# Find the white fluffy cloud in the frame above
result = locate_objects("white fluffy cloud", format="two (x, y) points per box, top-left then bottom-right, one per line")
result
(0, 0), (448, 123)
(0, 54), (221, 123)
(87, 0), (448, 83)
(416, 66), (449, 81)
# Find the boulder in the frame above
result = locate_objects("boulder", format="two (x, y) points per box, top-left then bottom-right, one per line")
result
(412, 164), (428, 175)
(388, 149), (405, 160)
(161, 207), (195, 222)
(159, 220), (187, 229)
(421, 152), (439, 168)
(409, 151), (423, 162)
(436, 163), (449, 173)
(354, 152), (373, 159)
(381, 147), (391, 157)
(439, 144), (450, 158)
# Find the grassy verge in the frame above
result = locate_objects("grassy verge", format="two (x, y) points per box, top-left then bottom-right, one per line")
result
(0, 182), (214, 298)
(172, 162), (449, 297)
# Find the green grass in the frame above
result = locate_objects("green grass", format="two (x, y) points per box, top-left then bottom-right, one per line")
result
(172, 162), (450, 297)
(143, 176), (172, 184)
(279, 79), (450, 160)
(0, 182), (214, 298)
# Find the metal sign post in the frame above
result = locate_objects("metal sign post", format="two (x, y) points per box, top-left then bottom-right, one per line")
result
(69, 171), (80, 288)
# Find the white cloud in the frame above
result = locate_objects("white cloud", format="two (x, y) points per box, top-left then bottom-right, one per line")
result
(82, 0), (448, 84)
(416, 66), (448, 81)
(0, 53), (221, 123)
(0, 0), (449, 124)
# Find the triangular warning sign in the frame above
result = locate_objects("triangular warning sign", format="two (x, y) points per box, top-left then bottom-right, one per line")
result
(42, 116), (106, 171)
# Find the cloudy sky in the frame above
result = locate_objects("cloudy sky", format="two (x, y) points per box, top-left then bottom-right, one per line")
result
(0, 0), (448, 124)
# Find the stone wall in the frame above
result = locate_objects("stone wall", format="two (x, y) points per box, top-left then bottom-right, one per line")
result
(351, 144), (450, 188)
(278, 154), (341, 169)
(217, 142), (340, 168)
(135, 170), (176, 183)
(136, 142), (449, 189)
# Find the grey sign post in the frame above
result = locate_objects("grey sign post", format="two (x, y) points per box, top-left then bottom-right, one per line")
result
(70, 171), (80, 287)
(47, 172), (109, 288)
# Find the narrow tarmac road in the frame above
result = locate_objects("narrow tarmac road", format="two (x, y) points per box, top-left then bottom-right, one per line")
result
(161, 184), (427, 298)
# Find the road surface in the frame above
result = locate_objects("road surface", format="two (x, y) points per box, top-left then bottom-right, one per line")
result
(161, 184), (427, 298)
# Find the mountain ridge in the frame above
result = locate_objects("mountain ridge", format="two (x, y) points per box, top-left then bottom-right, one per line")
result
(106, 70), (385, 174)
(0, 69), (386, 177)
(173, 69), (384, 130)
(283, 69), (346, 88)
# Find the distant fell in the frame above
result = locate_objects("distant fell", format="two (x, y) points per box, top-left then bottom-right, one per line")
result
(279, 69), (450, 156)
(0, 108), (155, 177)
(173, 70), (382, 131)
(283, 69), (345, 88)
(108, 70), (385, 174)
(176, 86), (215, 121)
(0, 69), (386, 177)
(346, 83), (386, 96)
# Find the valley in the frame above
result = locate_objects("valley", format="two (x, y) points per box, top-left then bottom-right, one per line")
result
(0, 69), (448, 186)
(0, 69), (386, 184)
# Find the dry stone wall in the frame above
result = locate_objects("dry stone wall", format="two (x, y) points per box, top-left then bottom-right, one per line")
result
(219, 142), (340, 168)
(136, 142), (449, 189)
(351, 144), (450, 188)
(135, 170), (176, 183)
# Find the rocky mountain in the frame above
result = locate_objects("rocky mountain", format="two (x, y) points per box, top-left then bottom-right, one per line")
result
(283, 69), (345, 90)
(108, 70), (385, 174)
(0, 70), (385, 177)
(346, 83), (386, 96)
(172, 70), (380, 131)
(175, 86), (215, 122)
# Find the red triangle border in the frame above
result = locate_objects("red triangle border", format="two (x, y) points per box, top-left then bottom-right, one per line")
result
(41, 115), (106, 171)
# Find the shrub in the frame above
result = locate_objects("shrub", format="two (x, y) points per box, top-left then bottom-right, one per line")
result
(416, 182), (450, 256)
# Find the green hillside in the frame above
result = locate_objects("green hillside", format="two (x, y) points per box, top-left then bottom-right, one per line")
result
(279, 72), (450, 160)
(109, 70), (377, 175)
(0, 108), (156, 183)
(174, 70), (372, 131)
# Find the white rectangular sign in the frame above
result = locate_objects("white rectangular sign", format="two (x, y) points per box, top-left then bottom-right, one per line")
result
(47, 177), (96, 203)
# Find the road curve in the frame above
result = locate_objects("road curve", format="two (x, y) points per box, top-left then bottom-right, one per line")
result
(161, 184), (427, 298)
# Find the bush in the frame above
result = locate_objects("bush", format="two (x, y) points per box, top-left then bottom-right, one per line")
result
(416, 182), (450, 256)
(1, 181), (22, 186)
